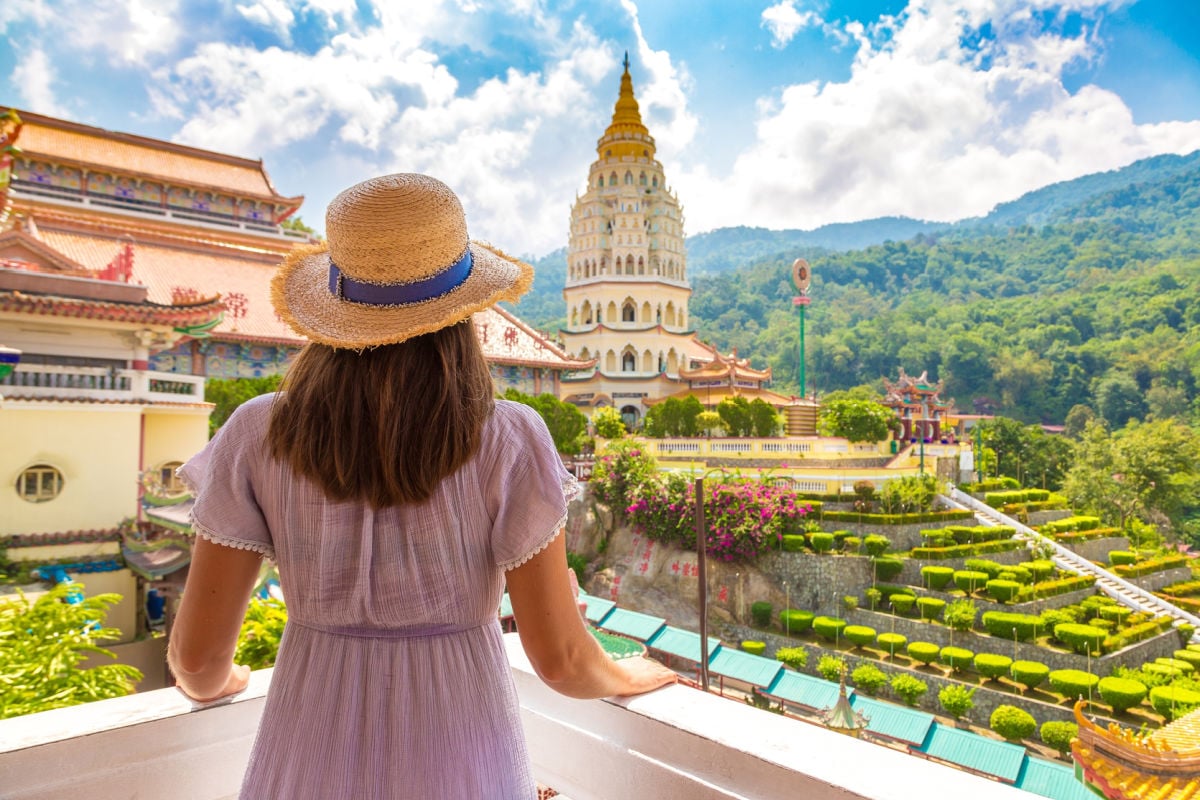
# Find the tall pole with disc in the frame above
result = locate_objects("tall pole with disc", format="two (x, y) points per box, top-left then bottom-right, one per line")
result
(792, 259), (812, 397)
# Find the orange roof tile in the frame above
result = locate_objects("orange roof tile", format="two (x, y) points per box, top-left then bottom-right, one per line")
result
(6, 109), (297, 202)
(479, 305), (593, 370)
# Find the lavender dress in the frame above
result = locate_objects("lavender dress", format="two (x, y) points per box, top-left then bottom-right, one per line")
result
(179, 396), (577, 799)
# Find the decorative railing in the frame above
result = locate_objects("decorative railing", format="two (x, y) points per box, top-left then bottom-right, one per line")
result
(1, 364), (204, 403)
(0, 634), (1032, 800)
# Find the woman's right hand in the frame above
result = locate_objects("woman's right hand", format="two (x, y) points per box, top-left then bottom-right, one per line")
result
(613, 656), (678, 696)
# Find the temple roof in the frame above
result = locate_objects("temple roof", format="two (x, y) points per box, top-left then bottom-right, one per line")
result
(597, 54), (656, 160)
(478, 305), (593, 370)
(1073, 702), (1200, 800)
(4, 108), (300, 204)
(679, 340), (772, 382)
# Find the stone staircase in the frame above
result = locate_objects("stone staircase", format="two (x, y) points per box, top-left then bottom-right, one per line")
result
(939, 487), (1200, 644)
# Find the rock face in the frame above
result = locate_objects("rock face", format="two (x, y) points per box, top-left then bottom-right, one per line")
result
(564, 488), (874, 637)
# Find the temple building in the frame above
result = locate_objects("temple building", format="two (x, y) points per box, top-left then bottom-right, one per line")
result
(1072, 700), (1200, 800)
(881, 368), (956, 443)
(560, 56), (742, 429)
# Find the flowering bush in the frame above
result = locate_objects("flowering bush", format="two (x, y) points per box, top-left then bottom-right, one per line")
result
(590, 440), (660, 511)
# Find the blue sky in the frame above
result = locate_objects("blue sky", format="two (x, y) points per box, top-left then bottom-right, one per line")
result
(2, 0), (1199, 257)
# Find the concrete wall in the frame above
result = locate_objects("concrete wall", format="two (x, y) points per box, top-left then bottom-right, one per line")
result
(142, 409), (210, 479)
(1058, 536), (1129, 563)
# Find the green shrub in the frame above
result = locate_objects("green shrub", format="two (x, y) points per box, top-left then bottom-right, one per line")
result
(1009, 660), (1050, 692)
(940, 646), (974, 672)
(1173, 650), (1200, 669)
(889, 594), (915, 614)
(1113, 553), (1189, 578)
(817, 654), (847, 682)
(877, 632), (908, 657)
(1022, 560), (1055, 581)
(938, 684), (976, 719)
(906, 641), (940, 665)
(1091, 618), (1117, 632)
(964, 558), (1005, 579)
(750, 601), (773, 628)
(974, 653), (1013, 681)
(986, 579), (1022, 603)
(891, 673), (928, 706)
(863, 534), (892, 556)
(781, 534), (807, 552)
(851, 663), (888, 695)
(1108, 550), (1137, 566)
(1097, 605), (1131, 624)
(1040, 608), (1079, 630)
(874, 557), (904, 581)
(843, 535), (862, 553)
(954, 570), (989, 593)
(741, 640), (766, 655)
(1048, 669), (1099, 700)
(916, 597), (946, 622)
(1143, 663), (1183, 680)
(1003, 565), (1034, 585)
(776, 646), (808, 671)
(813, 616), (848, 642)
(990, 705), (1036, 741)
(1155, 657), (1195, 674)
(810, 532), (835, 553)
(1149, 685), (1200, 721)
(780, 609), (815, 635)
(921, 565), (955, 590)
(982, 611), (1042, 641)
(864, 588), (882, 610)
(1040, 721), (1078, 754)
(843, 625), (877, 648)
(842, 595), (859, 612)
(944, 599), (978, 632)
(1055, 623), (1107, 655)
(1097, 676), (1148, 712)
(1177, 625), (1196, 645)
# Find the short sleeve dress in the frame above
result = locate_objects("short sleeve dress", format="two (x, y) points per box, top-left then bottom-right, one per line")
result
(178, 395), (578, 799)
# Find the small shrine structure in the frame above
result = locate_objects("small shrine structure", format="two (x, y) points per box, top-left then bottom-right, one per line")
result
(881, 368), (955, 443)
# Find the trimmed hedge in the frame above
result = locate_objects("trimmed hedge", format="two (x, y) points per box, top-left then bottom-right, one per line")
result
(910, 540), (1020, 559)
(820, 510), (973, 525)
(1173, 649), (1200, 668)
(776, 646), (808, 671)
(1097, 605), (1131, 624)
(984, 489), (1050, 507)
(750, 601), (773, 628)
(1009, 660), (1050, 692)
(741, 640), (766, 655)
(874, 557), (904, 581)
(863, 534), (892, 556)
(1103, 616), (1175, 654)
(916, 597), (946, 622)
(810, 532), (835, 553)
(781, 534), (806, 552)
(921, 565), (955, 590)
(1040, 721), (1078, 754)
(974, 653), (1013, 680)
(987, 579), (1022, 603)
(1014, 574), (1097, 602)
(780, 609), (815, 635)
(940, 646), (974, 672)
(1038, 516), (1101, 535)
(1055, 623), (1107, 655)
(1149, 685), (1200, 721)
(1108, 550), (1137, 566)
(1097, 676), (1148, 712)
(907, 641), (941, 665)
(813, 616), (848, 642)
(1048, 669), (1099, 700)
(889, 594), (916, 614)
(954, 570), (989, 593)
(843, 625), (877, 648)
(1113, 553), (1188, 578)
(1022, 560), (1055, 581)
(877, 632), (908, 657)
(964, 558), (1005, 579)
(991, 705), (1036, 741)
(1154, 657), (1195, 674)
(982, 611), (1043, 641)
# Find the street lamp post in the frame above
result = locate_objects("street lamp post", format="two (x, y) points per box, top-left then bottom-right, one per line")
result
(791, 259), (812, 398)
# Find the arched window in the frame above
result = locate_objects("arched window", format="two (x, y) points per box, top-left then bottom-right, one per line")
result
(652, 176), (658, 188)
(624, 171), (633, 185)
(620, 405), (639, 429)
(606, 301), (618, 321)
(641, 301), (651, 322)
(639, 172), (647, 186)
(609, 172), (618, 186)
(622, 303), (636, 322)
(637, 256), (645, 274)
(606, 351), (617, 372)
(622, 352), (636, 372)
(583, 301), (593, 324)
(17, 464), (64, 503)
(642, 349), (653, 372)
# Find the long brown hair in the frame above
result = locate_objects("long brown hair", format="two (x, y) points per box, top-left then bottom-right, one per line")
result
(267, 319), (494, 507)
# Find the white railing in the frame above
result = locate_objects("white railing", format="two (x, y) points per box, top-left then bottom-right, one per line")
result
(947, 488), (1200, 642)
(637, 438), (897, 461)
(0, 634), (1033, 800)
(1, 364), (205, 403)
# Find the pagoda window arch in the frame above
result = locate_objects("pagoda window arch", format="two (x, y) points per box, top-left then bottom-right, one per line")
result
(570, 307), (579, 327)
(667, 348), (679, 373)
(641, 301), (652, 322)
(642, 349), (653, 372)
(606, 350), (617, 372)
(637, 256), (645, 274)
(606, 301), (618, 321)
(679, 310), (687, 328)
(622, 302), (636, 323)
(651, 257), (660, 275)
(624, 171), (633, 185)
(579, 346), (591, 361)
(582, 301), (593, 325)
(609, 172), (618, 186)
(656, 305), (662, 323)
(622, 350), (636, 372)
(639, 172), (647, 186)
(664, 301), (676, 327)
(652, 176), (658, 188)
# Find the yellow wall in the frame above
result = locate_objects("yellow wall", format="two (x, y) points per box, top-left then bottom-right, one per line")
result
(73, 568), (139, 644)
(1, 405), (142, 535)
(142, 409), (210, 477)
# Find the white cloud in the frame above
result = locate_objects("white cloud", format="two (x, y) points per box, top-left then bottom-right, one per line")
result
(675, 0), (1200, 236)
(236, 1), (295, 40)
(761, 1), (821, 49)
(67, 0), (181, 64)
(620, 0), (698, 161)
(10, 45), (69, 116)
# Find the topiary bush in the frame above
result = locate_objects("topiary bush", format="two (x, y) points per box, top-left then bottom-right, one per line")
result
(874, 557), (904, 581)
(1097, 676), (1148, 712)
(843, 625), (877, 649)
(982, 611), (1043, 641)
(776, 646), (808, 671)
(889, 594), (916, 615)
(741, 640), (766, 655)
(939, 646), (974, 672)
(750, 601), (773, 628)
(863, 534), (891, 556)
(986, 579), (1022, 603)
(842, 595), (859, 612)
(954, 570), (989, 593)
(1055, 623), (1107, 655)
(1155, 657), (1195, 674)
(1173, 649), (1200, 669)
(938, 684), (976, 719)
(1040, 721), (1078, 754)
(916, 597), (946, 622)
(1009, 660), (1050, 692)
(851, 663), (889, 695)
(810, 532), (835, 553)
(1150, 685), (1200, 721)
(921, 565), (956, 590)
(990, 705), (1036, 741)
(843, 535), (862, 553)
(1023, 560), (1055, 581)
(877, 632), (907, 657)
(817, 654), (847, 682)
(780, 609), (815, 635)
(891, 673), (928, 707)
(974, 653), (1013, 681)
(944, 599), (978, 632)
(781, 534), (807, 552)
(964, 558), (1005, 579)
(1048, 669), (1099, 700)
(1097, 605), (1131, 625)
(1108, 550), (1137, 566)
(864, 587), (882, 610)
(906, 641), (940, 665)
(813, 616), (848, 642)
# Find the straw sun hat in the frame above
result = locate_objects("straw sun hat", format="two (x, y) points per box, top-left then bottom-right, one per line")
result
(271, 173), (533, 349)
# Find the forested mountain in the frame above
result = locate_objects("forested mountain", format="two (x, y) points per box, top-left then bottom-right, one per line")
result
(508, 149), (1200, 427)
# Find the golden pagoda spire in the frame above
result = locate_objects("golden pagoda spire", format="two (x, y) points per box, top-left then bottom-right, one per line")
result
(597, 51), (655, 159)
